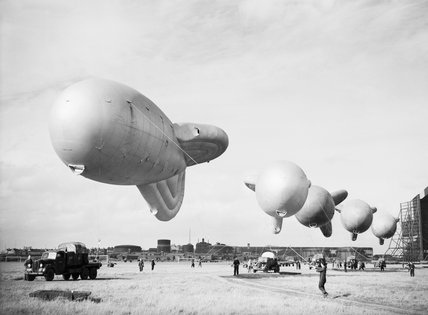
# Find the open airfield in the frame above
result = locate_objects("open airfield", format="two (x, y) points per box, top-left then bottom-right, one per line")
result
(0, 261), (427, 315)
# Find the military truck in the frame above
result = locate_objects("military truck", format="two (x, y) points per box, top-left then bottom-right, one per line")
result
(24, 242), (102, 281)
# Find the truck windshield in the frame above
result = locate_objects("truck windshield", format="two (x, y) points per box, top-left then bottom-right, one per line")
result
(41, 252), (57, 259)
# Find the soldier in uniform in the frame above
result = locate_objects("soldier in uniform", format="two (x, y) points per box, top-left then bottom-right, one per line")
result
(316, 258), (328, 297)
(233, 257), (240, 276)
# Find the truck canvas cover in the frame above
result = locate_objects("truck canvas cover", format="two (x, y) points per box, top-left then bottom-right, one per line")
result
(58, 242), (88, 254)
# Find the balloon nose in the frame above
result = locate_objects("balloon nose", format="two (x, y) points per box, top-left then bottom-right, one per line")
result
(255, 160), (309, 217)
(49, 80), (104, 173)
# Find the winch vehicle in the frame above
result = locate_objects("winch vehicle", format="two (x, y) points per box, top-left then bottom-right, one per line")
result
(24, 242), (101, 281)
(252, 252), (280, 273)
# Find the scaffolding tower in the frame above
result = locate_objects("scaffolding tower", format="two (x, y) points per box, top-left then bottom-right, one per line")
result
(385, 188), (428, 262)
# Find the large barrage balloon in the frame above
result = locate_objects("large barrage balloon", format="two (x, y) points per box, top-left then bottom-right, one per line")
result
(244, 160), (311, 234)
(49, 78), (228, 221)
(337, 199), (377, 241)
(295, 186), (348, 237)
(371, 213), (399, 245)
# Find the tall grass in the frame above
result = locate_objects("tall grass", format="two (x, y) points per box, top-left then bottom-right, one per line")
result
(1, 262), (426, 314)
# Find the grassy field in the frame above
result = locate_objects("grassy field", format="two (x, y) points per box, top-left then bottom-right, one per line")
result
(0, 261), (426, 314)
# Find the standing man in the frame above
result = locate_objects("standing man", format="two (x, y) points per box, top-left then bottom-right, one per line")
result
(233, 257), (240, 276)
(409, 262), (415, 277)
(138, 259), (144, 272)
(316, 258), (328, 297)
(151, 259), (155, 271)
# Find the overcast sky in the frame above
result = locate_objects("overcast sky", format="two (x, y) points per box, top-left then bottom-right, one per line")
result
(1, 0), (427, 254)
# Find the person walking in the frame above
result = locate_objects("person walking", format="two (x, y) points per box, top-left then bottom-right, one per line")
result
(316, 258), (328, 297)
(138, 259), (144, 272)
(151, 259), (155, 271)
(233, 257), (240, 276)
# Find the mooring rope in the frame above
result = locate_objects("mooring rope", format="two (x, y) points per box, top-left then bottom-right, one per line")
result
(131, 101), (200, 166)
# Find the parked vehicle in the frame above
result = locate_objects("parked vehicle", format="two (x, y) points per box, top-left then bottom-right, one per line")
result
(253, 252), (280, 273)
(24, 242), (101, 281)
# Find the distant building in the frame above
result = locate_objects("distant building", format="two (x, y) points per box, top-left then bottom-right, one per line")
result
(195, 238), (212, 254)
(157, 239), (171, 253)
(111, 245), (142, 260)
(182, 243), (194, 253)
(210, 243), (234, 256)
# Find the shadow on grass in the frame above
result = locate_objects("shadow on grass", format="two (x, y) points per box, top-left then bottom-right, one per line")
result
(14, 277), (129, 281)
(90, 277), (130, 280)
(29, 290), (101, 303)
(221, 272), (301, 279)
(331, 268), (405, 273)
(331, 293), (351, 299)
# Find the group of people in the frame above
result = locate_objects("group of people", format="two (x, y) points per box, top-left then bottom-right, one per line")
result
(138, 259), (156, 272)
(331, 260), (365, 271)
(190, 258), (203, 268)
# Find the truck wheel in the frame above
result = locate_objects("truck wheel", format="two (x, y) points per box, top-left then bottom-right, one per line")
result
(27, 275), (36, 281)
(44, 269), (55, 281)
(62, 273), (71, 280)
(80, 268), (89, 280)
(72, 273), (79, 280)
(89, 268), (97, 280)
